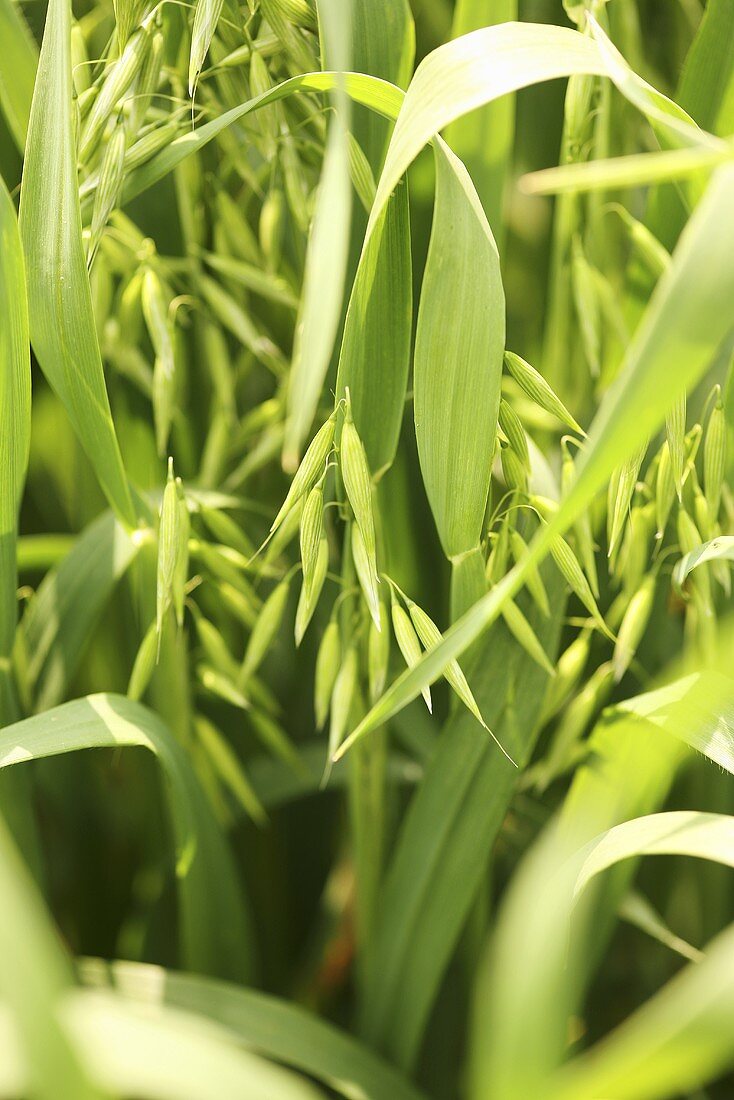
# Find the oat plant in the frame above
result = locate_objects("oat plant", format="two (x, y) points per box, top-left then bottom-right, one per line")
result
(1, 0), (734, 1096)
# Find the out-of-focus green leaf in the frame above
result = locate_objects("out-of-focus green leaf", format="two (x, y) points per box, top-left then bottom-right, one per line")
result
(445, 0), (516, 243)
(0, 694), (253, 980)
(21, 512), (146, 712)
(0, 175), (30, 720)
(0, 815), (100, 1100)
(79, 958), (426, 1100)
(0, 0), (37, 152)
(673, 536), (734, 591)
(549, 921), (734, 1100)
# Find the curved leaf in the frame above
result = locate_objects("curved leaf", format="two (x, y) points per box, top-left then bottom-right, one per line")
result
(79, 958), (426, 1100)
(0, 694), (253, 980)
(0, 0), (37, 152)
(673, 535), (734, 590)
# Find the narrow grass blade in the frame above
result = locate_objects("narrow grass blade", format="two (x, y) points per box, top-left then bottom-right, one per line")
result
(359, 571), (565, 1069)
(571, 811), (734, 902)
(21, 512), (145, 712)
(366, 20), (715, 242)
(19, 0), (136, 527)
(102, 73), (405, 219)
(282, 0), (352, 471)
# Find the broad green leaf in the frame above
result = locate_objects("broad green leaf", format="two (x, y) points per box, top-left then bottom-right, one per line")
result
(0, 0), (37, 152)
(0, 694), (253, 980)
(0, 176), (30, 720)
(360, 572), (565, 1069)
(445, 0), (516, 243)
(549, 921), (734, 1100)
(282, 0), (352, 470)
(0, 815), (100, 1100)
(673, 536), (734, 590)
(646, 0), (734, 250)
(21, 512), (146, 712)
(336, 163), (734, 756)
(335, 181), (412, 476)
(349, 0), (413, 170)
(19, 0), (136, 527)
(414, 138), (504, 559)
(79, 958), (426, 1100)
(676, 0), (734, 137)
(366, 19), (715, 241)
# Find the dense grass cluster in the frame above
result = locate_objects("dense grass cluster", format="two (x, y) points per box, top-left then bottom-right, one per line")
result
(0, 0), (733, 1096)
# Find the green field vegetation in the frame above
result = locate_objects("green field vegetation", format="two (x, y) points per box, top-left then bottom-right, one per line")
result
(1, 0), (734, 1096)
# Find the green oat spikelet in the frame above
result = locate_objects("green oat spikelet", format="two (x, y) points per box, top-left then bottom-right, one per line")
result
(299, 485), (324, 600)
(498, 399), (529, 468)
(704, 388), (726, 524)
(270, 412), (336, 534)
(391, 596), (431, 713)
(613, 574), (655, 682)
(505, 351), (585, 435)
(295, 536), (328, 646)
(340, 392), (378, 575)
(314, 619), (340, 730)
(549, 531), (614, 640)
(501, 597), (556, 677)
(156, 458), (185, 642)
(351, 523), (381, 631)
(326, 645), (358, 780)
(368, 601), (390, 704)
(406, 598), (492, 733)
(241, 577), (291, 682)
(510, 529), (550, 617)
